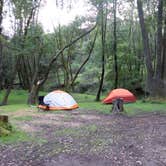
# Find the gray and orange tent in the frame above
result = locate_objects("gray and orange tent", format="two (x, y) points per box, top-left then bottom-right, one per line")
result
(38, 90), (79, 111)
(102, 88), (136, 104)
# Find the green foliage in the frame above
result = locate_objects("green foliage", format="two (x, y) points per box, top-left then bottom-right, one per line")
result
(72, 93), (166, 115)
(0, 90), (166, 116)
(55, 124), (98, 137)
(0, 90), (27, 104)
(0, 122), (12, 137)
(0, 90), (29, 113)
(0, 126), (11, 136)
(0, 128), (30, 144)
(1, 0), (165, 101)
(0, 90), (165, 145)
(13, 116), (33, 121)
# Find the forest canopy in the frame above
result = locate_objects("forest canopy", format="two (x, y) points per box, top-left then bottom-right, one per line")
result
(0, 0), (165, 105)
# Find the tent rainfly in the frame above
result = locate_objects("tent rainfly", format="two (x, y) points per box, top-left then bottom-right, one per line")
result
(102, 88), (136, 104)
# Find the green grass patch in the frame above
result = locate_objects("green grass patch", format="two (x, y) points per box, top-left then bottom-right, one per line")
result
(0, 121), (12, 136)
(55, 124), (98, 137)
(0, 90), (165, 116)
(0, 90), (30, 113)
(125, 100), (166, 116)
(0, 125), (48, 145)
(0, 127), (31, 144)
(13, 116), (33, 121)
(0, 90), (27, 105)
(73, 93), (166, 115)
(85, 124), (98, 133)
(0, 104), (30, 114)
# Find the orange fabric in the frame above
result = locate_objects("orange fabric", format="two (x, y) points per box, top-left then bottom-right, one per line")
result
(102, 88), (136, 104)
(38, 105), (49, 110)
(53, 90), (65, 93)
(48, 104), (79, 110)
(38, 104), (79, 111)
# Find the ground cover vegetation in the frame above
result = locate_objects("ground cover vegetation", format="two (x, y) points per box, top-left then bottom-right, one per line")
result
(0, 0), (165, 106)
(0, 91), (165, 165)
(0, 0), (166, 165)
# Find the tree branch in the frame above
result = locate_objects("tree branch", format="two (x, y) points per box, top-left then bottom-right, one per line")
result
(71, 28), (98, 86)
(38, 24), (97, 86)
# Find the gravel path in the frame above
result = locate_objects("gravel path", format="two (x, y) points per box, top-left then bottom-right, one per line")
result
(0, 109), (166, 166)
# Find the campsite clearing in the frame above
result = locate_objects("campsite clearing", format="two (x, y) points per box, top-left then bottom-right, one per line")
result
(0, 107), (166, 166)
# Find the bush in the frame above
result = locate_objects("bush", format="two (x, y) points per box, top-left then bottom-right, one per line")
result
(0, 122), (12, 137)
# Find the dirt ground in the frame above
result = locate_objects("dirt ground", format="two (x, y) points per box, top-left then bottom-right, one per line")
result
(0, 108), (166, 166)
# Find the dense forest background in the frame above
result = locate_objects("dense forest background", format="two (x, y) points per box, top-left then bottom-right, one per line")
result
(0, 0), (165, 105)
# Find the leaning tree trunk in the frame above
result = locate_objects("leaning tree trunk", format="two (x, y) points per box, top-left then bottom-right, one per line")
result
(27, 83), (40, 105)
(70, 30), (98, 88)
(27, 69), (40, 105)
(0, 65), (17, 106)
(27, 25), (97, 105)
(1, 87), (11, 105)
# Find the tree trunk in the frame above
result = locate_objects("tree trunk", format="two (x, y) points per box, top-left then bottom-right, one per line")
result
(27, 83), (40, 105)
(96, 3), (107, 101)
(0, 87), (11, 105)
(162, 13), (166, 81)
(26, 25), (97, 105)
(0, 0), (4, 89)
(0, 64), (17, 106)
(155, 0), (163, 79)
(137, 0), (166, 97)
(137, 0), (154, 93)
(0, 115), (12, 136)
(152, 0), (166, 97)
(150, 78), (165, 97)
(70, 30), (98, 88)
(0, 115), (8, 123)
(113, 0), (118, 89)
(112, 98), (124, 114)
(0, 35), (2, 89)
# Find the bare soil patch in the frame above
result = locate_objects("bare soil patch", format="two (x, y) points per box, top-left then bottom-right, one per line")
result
(0, 109), (166, 166)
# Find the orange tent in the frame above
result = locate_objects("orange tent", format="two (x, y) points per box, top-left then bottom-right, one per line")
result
(102, 88), (136, 104)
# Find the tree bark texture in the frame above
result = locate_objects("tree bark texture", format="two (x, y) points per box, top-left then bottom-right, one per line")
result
(113, 0), (118, 89)
(27, 83), (40, 105)
(1, 87), (11, 105)
(70, 30), (98, 88)
(27, 25), (97, 105)
(0, 0), (4, 89)
(0, 115), (8, 123)
(96, 3), (107, 101)
(112, 98), (124, 114)
(155, 0), (163, 79)
(137, 0), (166, 97)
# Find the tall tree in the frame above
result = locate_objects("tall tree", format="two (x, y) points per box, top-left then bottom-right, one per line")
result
(0, 0), (4, 89)
(1, 0), (42, 105)
(137, 0), (166, 97)
(113, 0), (118, 88)
(162, 10), (166, 81)
(96, 1), (107, 101)
(70, 29), (98, 88)
(27, 24), (97, 104)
